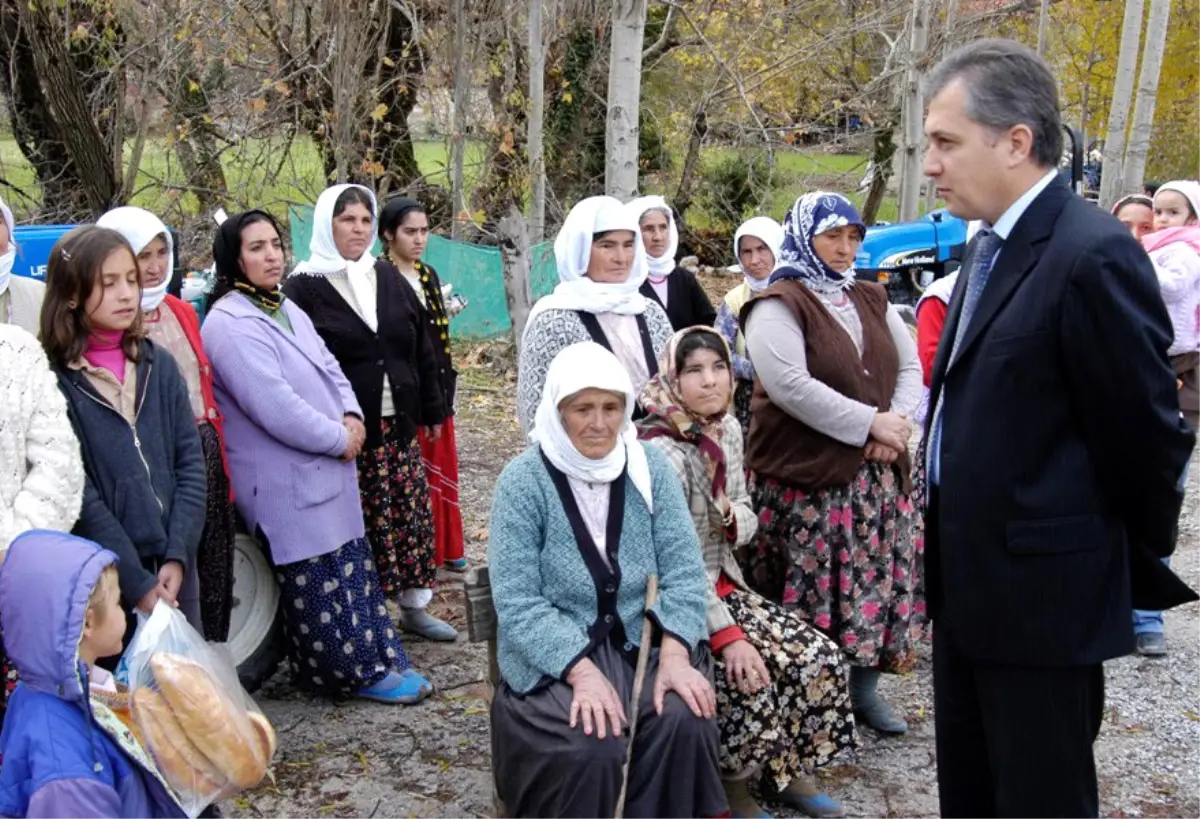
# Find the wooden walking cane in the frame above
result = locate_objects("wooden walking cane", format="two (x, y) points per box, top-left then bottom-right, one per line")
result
(614, 573), (659, 819)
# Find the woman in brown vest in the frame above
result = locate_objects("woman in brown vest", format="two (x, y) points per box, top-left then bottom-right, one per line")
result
(738, 192), (926, 736)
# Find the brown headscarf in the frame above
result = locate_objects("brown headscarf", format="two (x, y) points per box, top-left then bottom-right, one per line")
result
(637, 326), (735, 520)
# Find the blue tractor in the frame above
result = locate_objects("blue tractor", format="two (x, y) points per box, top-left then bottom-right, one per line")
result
(854, 124), (1086, 310)
(855, 208), (970, 308)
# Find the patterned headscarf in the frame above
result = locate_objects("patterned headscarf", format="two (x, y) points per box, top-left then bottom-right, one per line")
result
(638, 326), (734, 521)
(770, 191), (866, 290)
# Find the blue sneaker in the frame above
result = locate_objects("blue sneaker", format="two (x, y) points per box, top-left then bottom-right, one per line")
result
(357, 668), (433, 705)
(777, 791), (846, 819)
(443, 557), (469, 573)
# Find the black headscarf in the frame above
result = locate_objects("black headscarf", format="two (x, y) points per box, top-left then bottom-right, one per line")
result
(209, 209), (286, 311)
(377, 196), (424, 240)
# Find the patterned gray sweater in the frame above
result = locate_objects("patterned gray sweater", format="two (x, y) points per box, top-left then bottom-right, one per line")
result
(516, 303), (674, 432)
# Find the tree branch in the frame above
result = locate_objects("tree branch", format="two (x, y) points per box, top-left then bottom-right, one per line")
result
(641, 2), (677, 62)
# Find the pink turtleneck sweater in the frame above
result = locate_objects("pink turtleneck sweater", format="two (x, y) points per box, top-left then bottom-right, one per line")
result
(83, 328), (129, 384)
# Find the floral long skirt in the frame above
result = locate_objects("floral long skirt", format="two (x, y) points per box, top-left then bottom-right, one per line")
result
(357, 418), (436, 597)
(275, 537), (410, 697)
(714, 590), (858, 791)
(742, 462), (927, 673)
(196, 422), (236, 642)
(419, 416), (465, 566)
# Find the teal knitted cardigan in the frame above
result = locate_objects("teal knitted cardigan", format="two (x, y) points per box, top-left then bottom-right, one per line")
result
(488, 443), (711, 694)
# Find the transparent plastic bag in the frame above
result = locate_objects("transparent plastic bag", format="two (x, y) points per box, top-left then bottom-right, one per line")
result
(124, 601), (276, 817)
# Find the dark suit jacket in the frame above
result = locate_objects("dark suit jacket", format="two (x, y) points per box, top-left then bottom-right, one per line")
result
(640, 267), (717, 330)
(924, 177), (1196, 668)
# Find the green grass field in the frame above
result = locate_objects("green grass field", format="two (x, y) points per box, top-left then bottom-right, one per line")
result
(0, 135), (903, 226)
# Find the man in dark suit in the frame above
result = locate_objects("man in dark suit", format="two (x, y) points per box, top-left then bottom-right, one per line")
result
(920, 39), (1196, 817)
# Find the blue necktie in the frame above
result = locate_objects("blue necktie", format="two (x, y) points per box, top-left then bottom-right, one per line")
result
(927, 229), (1004, 485)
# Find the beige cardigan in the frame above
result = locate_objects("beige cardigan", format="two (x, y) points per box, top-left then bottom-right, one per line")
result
(644, 413), (758, 637)
(4, 276), (46, 337)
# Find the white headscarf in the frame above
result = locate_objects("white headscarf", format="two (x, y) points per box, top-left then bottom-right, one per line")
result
(292, 184), (380, 328)
(522, 196), (650, 343)
(628, 195), (679, 278)
(1155, 180), (1200, 222)
(96, 206), (174, 312)
(0, 197), (16, 295)
(531, 341), (654, 512)
(733, 216), (784, 293)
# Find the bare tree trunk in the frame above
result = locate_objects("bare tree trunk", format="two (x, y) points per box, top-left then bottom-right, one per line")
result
(1121, 0), (1170, 193)
(926, 0), (957, 213)
(498, 205), (534, 348)
(450, 0), (470, 239)
(528, 0), (546, 242)
(604, 0), (647, 202)
(167, 66), (229, 213)
(863, 108), (900, 225)
(673, 105), (708, 221)
(1036, 0), (1050, 56)
(898, 0), (931, 222)
(14, 0), (120, 216)
(1098, 0), (1145, 208)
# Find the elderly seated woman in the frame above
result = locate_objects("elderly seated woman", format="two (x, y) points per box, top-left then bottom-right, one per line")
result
(488, 341), (727, 818)
(639, 326), (858, 818)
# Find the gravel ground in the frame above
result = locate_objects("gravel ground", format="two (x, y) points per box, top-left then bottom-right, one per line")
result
(226, 379), (1200, 819)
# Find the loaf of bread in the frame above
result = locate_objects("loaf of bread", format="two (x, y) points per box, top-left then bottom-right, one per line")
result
(132, 687), (228, 797)
(149, 653), (268, 790)
(248, 712), (277, 763)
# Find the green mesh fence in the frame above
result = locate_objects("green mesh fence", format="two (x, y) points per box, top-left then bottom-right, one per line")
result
(289, 206), (558, 339)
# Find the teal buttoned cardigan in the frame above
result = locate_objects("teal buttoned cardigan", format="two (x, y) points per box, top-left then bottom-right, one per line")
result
(487, 443), (711, 694)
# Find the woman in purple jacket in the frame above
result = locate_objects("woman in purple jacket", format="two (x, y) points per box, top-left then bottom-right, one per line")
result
(200, 211), (432, 705)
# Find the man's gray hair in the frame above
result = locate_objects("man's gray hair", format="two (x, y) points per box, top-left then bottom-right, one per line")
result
(924, 38), (1063, 168)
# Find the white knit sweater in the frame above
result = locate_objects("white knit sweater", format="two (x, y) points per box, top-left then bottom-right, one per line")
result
(0, 323), (84, 550)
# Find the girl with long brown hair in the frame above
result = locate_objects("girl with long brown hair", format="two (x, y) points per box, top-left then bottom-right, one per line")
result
(40, 225), (207, 631)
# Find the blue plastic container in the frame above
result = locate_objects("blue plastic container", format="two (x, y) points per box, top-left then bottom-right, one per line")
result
(11, 224), (76, 281)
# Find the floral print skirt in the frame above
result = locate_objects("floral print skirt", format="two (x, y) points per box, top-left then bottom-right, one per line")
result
(742, 462), (927, 673)
(715, 590), (857, 791)
(357, 417), (436, 597)
(275, 537), (410, 697)
(196, 422), (236, 643)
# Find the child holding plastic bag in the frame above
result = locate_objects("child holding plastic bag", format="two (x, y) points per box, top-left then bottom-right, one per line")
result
(119, 600), (276, 817)
(0, 530), (186, 818)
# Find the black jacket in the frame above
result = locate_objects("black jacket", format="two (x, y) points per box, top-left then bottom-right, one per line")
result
(924, 178), (1196, 668)
(283, 262), (447, 448)
(415, 262), (458, 415)
(639, 267), (716, 330)
(55, 340), (207, 605)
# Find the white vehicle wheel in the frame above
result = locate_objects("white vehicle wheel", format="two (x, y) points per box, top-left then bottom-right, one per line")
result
(228, 532), (282, 691)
